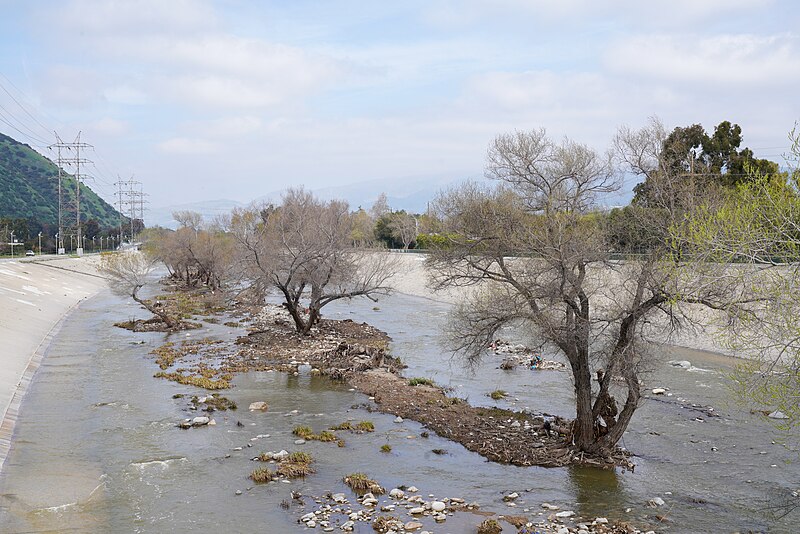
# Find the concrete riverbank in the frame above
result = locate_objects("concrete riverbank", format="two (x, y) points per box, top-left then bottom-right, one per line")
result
(0, 255), (105, 471)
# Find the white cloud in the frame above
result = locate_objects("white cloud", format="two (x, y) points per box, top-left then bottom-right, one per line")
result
(157, 137), (218, 154)
(87, 117), (129, 136)
(605, 33), (800, 86)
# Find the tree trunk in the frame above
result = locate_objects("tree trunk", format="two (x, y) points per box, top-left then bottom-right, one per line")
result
(571, 355), (595, 451)
(132, 287), (178, 329)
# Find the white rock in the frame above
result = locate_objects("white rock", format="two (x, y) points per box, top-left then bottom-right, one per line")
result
(294, 439), (306, 445)
(504, 492), (519, 501)
(207, 419), (216, 426)
(248, 401), (269, 411)
(409, 507), (425, 514)
(407, 486), (419, 493)
(595, 517), (608, 524)
(557, 528), (569, 534)
(651, 388), (666, 395)
(555, 510), (575, 518)
(191, 416), (210, 426)
(542, 503), (559, 510)
(394, 416), (404, 423)
(332, 493), (347, 503)
(768, 410), (789, 419)
(431, 501), (446, 512)
(340, 520), (354, 531)
(649, 497), (666, 507)
(668, 360), (692, 368)
(404, 521), (423, 530)
(389, 488), (405, 499)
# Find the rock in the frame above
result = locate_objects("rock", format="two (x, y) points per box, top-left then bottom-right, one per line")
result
(332, 493), (347, 503)
(595, 517), (608, 524)
(389, 488), (405, 499)
(503, 492), (519, 502)
(409, 507), (425, 514)
(555, 510), (575, 518)
(648, 497), (666, 507)
(394, 416), (404, 423)
(340, 520), (355, 531)
(192, 416), (210, 426)
(669, 360), (692, 368)
(404, 521), (423, 530)
(541, 503), (559, 510)
(431, 501), (446, 512)
(651, 388), (666, 395)
(557, 528), (569, 534)
(273, 450), (289, 461)
(407, 486), (419, 493)
(235, 490), (242, 495)
(208, 419), (216, 426)
(768, 410), (789, 419)
(363, 497), (378, 506)
(248, 401), (269, 411)
(294, 439), (307, 445)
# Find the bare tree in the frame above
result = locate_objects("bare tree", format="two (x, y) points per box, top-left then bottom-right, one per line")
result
(230, 189), (397, 334)
(388, 211), (418, 250)
(427, 128), (758, 456)
(98, 251), (178, 328)
(370, 192), (390, 220)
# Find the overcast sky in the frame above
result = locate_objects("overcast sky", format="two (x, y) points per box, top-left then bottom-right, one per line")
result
(0, 0), (798, 209)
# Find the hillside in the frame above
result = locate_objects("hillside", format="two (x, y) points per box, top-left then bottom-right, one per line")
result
(0, 132), (121, 228)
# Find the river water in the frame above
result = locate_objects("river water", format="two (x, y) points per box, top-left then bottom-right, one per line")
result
(0, 289), (797, 533)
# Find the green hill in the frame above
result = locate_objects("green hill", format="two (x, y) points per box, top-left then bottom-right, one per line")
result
(0, 131), (121, 228)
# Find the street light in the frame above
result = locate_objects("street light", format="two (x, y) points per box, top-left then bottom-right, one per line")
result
(9, 231), (14, 258)
(38, 232), (42, 256)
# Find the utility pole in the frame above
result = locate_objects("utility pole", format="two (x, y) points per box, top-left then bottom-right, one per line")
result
(49, 132), (92, 255)
(114, 176), (145, 246)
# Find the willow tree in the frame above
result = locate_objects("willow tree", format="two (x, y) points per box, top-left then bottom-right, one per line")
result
(682, 127), (800, 429)
(229, 189), (396, 334)
(427, 127), (759, 455)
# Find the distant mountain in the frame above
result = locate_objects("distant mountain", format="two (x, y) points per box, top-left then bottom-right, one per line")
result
(0, 132), (121, 228)
(257, 172), (483, 213)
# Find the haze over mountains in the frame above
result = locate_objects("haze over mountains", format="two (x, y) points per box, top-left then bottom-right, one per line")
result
(147, 172), (479, 228)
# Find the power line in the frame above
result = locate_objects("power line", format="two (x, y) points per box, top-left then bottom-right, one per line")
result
(0, 75), (53, 139)
(48, 132), (92, 255)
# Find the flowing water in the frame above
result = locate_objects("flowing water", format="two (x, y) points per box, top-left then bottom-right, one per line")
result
(0, 289), (797, 533)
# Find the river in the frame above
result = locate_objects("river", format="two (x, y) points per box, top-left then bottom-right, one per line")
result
(0, 289), (797, 533)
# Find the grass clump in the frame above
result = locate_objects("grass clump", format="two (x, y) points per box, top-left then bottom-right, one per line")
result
(489, 389), (508, 400)
(477, 519), (502, 534)
(151, 342), (179, 369)
(330, 421), (353, 431)
(355, 420), (375, 432)
(408, 377), (435, 387)
(277, 451), (315, 479)
(256, 452), (273, 462)
(317, 430), (337, 442)
(202, 394), (237, 411)
(343, 473), (385, 495)
(249, 467), (274, 483)
(380, 444), (392, 453)
(154, 372), (230, 390)
(292, 425), (314, 439)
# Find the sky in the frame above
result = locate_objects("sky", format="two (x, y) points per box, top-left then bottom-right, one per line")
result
(0, 0), (799, 213)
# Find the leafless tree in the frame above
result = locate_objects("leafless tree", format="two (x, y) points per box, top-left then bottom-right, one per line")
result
(388, 212), (418, 250)
(98, 251), (178, 328)
(427, 128), (758, 456)
(370, 192), (391, 220)
(230, 189), (397, 334)
(147, 212), (234, 290)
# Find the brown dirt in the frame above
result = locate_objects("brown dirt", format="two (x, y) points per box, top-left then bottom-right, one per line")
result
(350, 370), (632, 470)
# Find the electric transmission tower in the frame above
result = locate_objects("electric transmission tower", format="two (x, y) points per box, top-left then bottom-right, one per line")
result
(48, 132), (92, 254)
(114, 177), (147, 245)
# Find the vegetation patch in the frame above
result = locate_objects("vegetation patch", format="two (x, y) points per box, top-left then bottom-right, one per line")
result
(154, 372), (231, 390)
(354, 420), (375, 432)
(408, 377), (435, 387)
(489, 389), (508, 400)
(249, 467), (274, 483)
(343, 473), (385, 495)
(380, 444), (392, 453)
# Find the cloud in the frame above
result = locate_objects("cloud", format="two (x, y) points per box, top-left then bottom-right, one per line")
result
(87, 117), (129, 136)
(157, 137), (218, 154)
(605, 33), (800, 86)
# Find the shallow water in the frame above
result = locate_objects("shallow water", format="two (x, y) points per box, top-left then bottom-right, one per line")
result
(0, 290), (797, 533)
